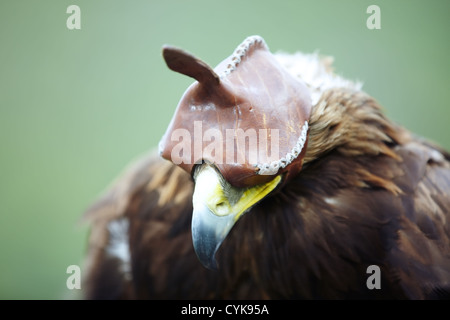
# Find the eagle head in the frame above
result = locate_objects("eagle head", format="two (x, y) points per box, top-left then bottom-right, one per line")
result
(158, 36), (331, 269)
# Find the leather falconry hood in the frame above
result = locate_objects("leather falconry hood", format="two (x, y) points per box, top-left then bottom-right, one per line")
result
(159, 35), (312, 188)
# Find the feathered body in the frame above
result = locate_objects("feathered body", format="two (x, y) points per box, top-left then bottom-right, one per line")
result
(82, 51), (450, 299)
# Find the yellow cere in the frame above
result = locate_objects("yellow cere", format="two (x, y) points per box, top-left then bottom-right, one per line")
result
(230, 175), (281, 222)
(205, 170), (281, 221)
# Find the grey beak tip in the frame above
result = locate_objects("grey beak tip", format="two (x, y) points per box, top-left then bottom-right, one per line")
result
(203, 258), (219, 271)
(191, 203), (234, 271)
(192, 233), (220, 270)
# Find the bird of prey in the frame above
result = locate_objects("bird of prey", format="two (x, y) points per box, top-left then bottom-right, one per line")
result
(82, 35), (450, 299)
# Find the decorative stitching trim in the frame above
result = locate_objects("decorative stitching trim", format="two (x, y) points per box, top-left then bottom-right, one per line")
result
(220, 37), (308, 176)
(221, 35), (268, 78)
(256, 121), (308, 175)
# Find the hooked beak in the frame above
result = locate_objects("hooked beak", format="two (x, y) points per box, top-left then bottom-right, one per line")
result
(191, 164), (281, 269)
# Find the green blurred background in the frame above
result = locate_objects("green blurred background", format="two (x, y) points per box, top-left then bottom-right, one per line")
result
(0, 0), (449, 299)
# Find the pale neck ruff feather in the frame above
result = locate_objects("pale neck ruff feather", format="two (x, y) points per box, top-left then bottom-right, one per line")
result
(274, 51), (363, 106)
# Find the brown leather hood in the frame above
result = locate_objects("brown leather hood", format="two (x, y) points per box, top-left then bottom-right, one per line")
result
(159, 36), (312, 187)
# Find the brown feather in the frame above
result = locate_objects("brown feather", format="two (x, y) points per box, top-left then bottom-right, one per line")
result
(82, 87), (450, 299)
